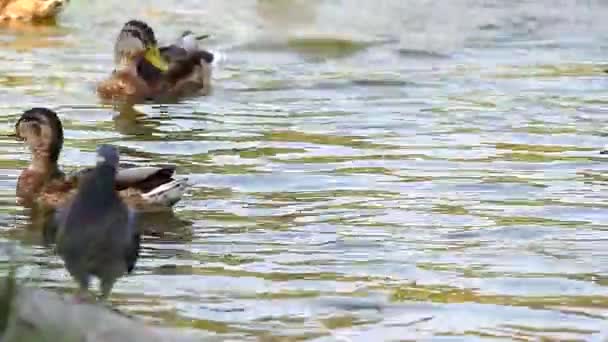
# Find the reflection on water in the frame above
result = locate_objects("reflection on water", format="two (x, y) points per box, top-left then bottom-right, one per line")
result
(112, 105), (161, 136)
(256, 0), (318, 31)
(0, 0), (608, 340)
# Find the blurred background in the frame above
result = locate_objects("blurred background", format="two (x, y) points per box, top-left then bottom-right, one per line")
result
(0, 0), (608, 340)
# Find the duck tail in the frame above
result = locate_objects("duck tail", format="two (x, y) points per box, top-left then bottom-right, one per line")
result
(140, 178), (189, 207)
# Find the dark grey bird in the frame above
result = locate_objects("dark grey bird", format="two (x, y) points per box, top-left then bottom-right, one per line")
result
(55, 144), (140, 301)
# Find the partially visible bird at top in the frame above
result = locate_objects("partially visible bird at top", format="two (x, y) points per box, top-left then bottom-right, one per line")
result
(55, 144), (140, 301)
(0, 0), (67, 22)
(14, 107), (189, 212)
(97, 19), (215, 103)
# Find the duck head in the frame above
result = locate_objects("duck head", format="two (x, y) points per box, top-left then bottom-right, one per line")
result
(114, 19), (168, 72)
(15, 107), (64, 171)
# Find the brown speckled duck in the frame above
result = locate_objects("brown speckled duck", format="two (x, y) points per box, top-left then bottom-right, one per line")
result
(15, 107), (188, 212)
(97, 19), (214, 102)
(0, 0), (67, 22)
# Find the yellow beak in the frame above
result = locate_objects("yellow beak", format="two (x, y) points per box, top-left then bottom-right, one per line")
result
(144, 47), (169, 71)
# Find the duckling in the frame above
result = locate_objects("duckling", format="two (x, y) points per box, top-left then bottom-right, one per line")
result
(0, 0), (67, 22)
(97, 19), (214, 102)
(56, 144), (140, 301)
(15, 107), (188, 212)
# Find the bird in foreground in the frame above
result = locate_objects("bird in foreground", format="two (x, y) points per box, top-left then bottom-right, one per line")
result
(14, 107), (188, 212)
(55, 144), (140, 301)
(0, 0), (67, 22)
(97, 19), (215, 102)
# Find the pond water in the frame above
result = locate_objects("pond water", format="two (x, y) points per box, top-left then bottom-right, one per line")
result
(1, 0), (608, 340)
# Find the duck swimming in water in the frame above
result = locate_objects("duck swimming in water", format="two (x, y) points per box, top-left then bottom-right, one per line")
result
(15, 107), (188, 212)
(97, 19), (214, 103)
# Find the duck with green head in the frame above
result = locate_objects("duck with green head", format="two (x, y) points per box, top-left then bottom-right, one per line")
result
(97, 19), (214, 102)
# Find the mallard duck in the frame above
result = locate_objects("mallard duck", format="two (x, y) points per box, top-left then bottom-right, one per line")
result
(0, 0), (67, 21)
(15, 107), (188, 212)
(97, 19), (214, 102)
(56, 144), (140, 301)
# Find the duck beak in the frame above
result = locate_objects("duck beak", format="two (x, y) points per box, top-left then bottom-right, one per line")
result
(13, 117), (40, 142)
(144, 47), (169, 72)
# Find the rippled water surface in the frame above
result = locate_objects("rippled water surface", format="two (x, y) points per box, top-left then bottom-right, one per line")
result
(1, 0), (608, 340)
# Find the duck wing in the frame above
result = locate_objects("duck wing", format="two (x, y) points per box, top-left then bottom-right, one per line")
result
(70, 165), (177, 193)
(159, 45), (189, 61)
(159, 30), (214, 84)
(69, 165), (188, 208)
(115, 166), (177, 192)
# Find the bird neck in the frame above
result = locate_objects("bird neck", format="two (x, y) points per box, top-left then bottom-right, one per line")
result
(28, 149), (60, 176)
(26, 131), (62, 173)
(78, 164), (118, 205)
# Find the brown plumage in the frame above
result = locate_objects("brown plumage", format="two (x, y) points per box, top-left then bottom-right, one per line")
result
(97, 19), (214, 103)
(15, 107), (188, 213)
(0, 0), (67, 21)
